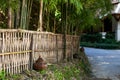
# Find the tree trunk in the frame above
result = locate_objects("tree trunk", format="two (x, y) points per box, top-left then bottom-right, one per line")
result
(62, 1), (68, 60)
(37, 0), (43, 31)
(19, 0), (33, 29)
(53, 18), (56, 33)
(8, 0), (14, 29)
(20, 0), (27, 29)
(8, 7), (12, 29)
(46, 11), (50, 31)
(26, 0), (33, 29)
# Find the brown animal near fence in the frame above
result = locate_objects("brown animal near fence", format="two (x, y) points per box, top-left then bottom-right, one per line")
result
(0, 29), (80, 75)
(33, 55), (47, 71)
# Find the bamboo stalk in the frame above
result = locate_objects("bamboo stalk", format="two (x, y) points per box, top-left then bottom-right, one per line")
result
(0, 50), (32, 56)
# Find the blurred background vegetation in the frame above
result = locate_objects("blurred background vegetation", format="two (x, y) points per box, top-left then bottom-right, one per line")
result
(80, 32), (120, 49)
(0, 0), (112, 35)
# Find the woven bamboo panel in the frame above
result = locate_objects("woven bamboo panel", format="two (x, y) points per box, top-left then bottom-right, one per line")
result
(0, 29), (79, 74)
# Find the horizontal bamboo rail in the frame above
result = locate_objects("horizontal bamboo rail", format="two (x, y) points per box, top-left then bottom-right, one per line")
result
(0, 50), (32, 55)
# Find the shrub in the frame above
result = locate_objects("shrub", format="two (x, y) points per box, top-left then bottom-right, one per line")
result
(105, 32), (115, 39)
(81, 33), (102, 43)
(0, 70), (5, 80)
(80, 32), (120, 49)
(80, 42), (120, 49)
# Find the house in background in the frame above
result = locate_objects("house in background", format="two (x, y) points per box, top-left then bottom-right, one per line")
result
(112, 0), (120, 41)
(83, 0), (120, 41)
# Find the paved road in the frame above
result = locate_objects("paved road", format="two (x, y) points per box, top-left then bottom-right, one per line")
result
(84, 47), (120, 80)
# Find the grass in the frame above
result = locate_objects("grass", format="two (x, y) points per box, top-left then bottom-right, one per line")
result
(0, 70), (5, 80)
(4, 51), (91, 80)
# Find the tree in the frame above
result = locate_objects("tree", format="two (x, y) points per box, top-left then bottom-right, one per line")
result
(20, 0), (33, 29)
(37, 0), (43, 31)
(0, 0), (33, 29)
(76, 0), (112, 33)
(0, 0), (19, 29)
(0, 0), (112, 33)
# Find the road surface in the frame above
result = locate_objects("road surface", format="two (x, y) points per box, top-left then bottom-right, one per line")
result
(85, 47), (120, 80)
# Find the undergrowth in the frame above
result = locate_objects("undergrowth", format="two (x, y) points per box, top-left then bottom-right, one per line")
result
(4, 52), (91, 80)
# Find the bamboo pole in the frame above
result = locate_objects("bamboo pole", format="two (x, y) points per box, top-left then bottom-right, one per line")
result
(56, 35), (58, 63)
(29, 34), (34, 70)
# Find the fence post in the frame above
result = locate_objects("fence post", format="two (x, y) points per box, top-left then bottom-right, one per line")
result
(29, 34), (34, 70)
(56, 35), (58, 63)
(2, 32), (4, 53)
(78, 36), (80, 53)
(63, 34), (66, 60)
(1, 32), (5, 72)
(71, 36), (73, 60)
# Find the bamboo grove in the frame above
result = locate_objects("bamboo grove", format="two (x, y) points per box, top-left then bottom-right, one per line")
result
(0, 0), (112, 35)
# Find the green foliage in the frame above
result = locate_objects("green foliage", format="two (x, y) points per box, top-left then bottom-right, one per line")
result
(81, 33), (102, 43)
(80, 32), (120, 49)
(5, 55), (91, 80)
(54, 69), (64, 80)
(9, 0), (19, 11)
(55, 10), (61, 19)
(0, 23), (7, 29)
(81, 42), (120, 49)
(63, 66), (80, 80)
(81, 32), (116, 43)
(0, 70), (5, 80)
(0, 0), (113, 34)
(106, 32), (115, 39)
(39, 70), (47, 74)
(78, 60), (91, 75)
(45, 62), (88, 80)
(11, 74), (20, 79)
(0, 0), (19, 12)
(74, 0), (112, 32)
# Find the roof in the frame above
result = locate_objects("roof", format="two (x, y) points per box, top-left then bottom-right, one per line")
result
(112, 3), (120, 14)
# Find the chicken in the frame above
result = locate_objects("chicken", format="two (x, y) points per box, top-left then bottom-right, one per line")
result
(33, 55), (47, 71)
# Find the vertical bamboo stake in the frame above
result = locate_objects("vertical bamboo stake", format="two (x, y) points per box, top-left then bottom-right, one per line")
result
(23, 32), (25, 71)
(48, 34), (49, 58)
(25, 33), (30, 70)
(2, 32), (5, 72)
(56, 35), (58, 63)
(29, 34), (34, 70)
(0, 33), (1, 53)
(27, 32), (29, 70)
(5, 32), (7, 52)
(12, 32), (14, 74)
(2, 54), (5, 73)
(0, 56), (1, 71)
(2, 32), (4, 53)
(9, 31), (12, 72)
(24, 32), (26, 71)
(10, 32), (12, 52)
(38, 33), (39, 51)
(71, 36), (73, 60)
(17, 32), (20, 73)
(15, 32), (17, 73)
(11, 53), (13, 74)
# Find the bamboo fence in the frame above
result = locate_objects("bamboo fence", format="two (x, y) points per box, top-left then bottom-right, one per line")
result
(0, 29), (80, 74)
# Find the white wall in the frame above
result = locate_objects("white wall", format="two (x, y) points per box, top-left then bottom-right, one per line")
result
(116, 20), (120, 41)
